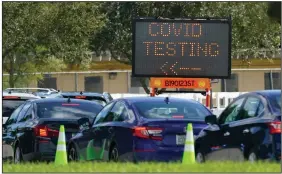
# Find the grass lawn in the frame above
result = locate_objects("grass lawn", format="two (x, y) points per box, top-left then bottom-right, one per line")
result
(3, 161), (281, 173)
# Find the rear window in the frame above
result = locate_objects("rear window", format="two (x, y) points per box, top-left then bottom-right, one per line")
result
(89, 99), (106, 106)
(269, 94), (281, 113)
(36, 102), (103, 123)
(62, 95), (107, 106)
(3, 99), (27, 117)
(133, 101), (211, 120)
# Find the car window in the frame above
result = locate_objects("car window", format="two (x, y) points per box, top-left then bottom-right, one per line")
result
(268, 93), (281, 113)
(93, 102), (115, 125)
(218, 98), (245, 124)
(240, 97), (263, 120)
(16, 102), (32, 123)
(133, 100), (211, 120)
(5, 104), (25, 125)
(36, 101), (103, 123)
(90, 99), (106, 106)
(3, 99), (28, 118)
(104, 102), (129, 122)
(61, 95), (107, 105)
(18, 104), (33, 123)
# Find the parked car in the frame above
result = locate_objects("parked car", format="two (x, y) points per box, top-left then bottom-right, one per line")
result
(3, 91), (40, 124)
(40, 93), (63, 99)
(59, 92), (113, 106)
(5, 88), (58, 94)
(2, 98), (103, 163)
(195, 90), (281, 163)
(67, 97), (213, 162)
(4, 88), (60, 99)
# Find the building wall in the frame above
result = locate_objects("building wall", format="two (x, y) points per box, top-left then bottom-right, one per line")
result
(28, 72), (129, 93)
(237, 71), (265, 92)
(55, 73), (76, 91)
(210, 69), (281, 92)
(27, 69), (280, 93)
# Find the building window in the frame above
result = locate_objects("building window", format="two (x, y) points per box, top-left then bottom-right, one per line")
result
(84, 76), (103, 93)
(264, 72), (281, 89)
(221, 73), (238, 92)
(38, 75), (57, 89)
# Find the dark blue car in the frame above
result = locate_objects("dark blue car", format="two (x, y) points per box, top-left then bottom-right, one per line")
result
(195, 90), (281, 163)
(67, 97), (212, 162)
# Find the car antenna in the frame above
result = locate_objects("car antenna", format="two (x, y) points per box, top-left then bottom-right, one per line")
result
(164, 97), (169, 104)
(67, 97), (71, 103)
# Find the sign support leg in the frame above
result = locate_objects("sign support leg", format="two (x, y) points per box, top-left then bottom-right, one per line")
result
(150, 88), (156, 97)
(206, 88), (211, 109)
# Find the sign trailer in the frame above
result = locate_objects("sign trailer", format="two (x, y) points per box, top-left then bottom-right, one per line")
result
(132, 17), (232, 108)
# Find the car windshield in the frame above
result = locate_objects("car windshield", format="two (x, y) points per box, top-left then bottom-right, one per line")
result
(3, 99), (27, 117)
(133, 101), (211, 120)
(36, 102), (103, 123)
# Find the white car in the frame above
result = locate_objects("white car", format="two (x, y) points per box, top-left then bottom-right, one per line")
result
(3, 92), (40, 124)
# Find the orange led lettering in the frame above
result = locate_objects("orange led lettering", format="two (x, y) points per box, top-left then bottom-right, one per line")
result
(160, 23), (171, 36)
(173, 23), (182, 36)
(192, 23), (202, 37)
(178, 42), (188, 56)
(184, 24), (190, 37)
(197, 43), (208, 56)
(149, 23), (159, 36)
(209, 43), (219, 56)
(166, 42), (176, 56)
(188, 42), (196, 56)
(154, 42), (165, 56)
(143, 42), (153, 55)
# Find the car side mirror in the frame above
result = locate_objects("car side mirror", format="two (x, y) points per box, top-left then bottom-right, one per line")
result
(205, 115), (218, 125)
(77, 117), (91, 131)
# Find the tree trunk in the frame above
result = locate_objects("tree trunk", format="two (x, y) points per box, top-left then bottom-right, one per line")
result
(8, 55), (15, 88)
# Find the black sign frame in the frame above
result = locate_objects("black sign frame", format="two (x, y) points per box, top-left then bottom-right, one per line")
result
(132, 17), (232, 79)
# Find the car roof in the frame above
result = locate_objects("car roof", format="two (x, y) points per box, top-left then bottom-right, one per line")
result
(30, 97), (102, 104)
(5, 88), (56, 92)
(3, 92), (41, 99)
(250, 90), (280, 98)
(121, 96), (202, 104)
(60, 92), (104, 97)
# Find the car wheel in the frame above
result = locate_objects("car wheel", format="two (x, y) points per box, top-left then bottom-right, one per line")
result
(14, 146), (22, 164)
(109, 145), (119, 162)
(68, 146), (78, 162)
(196, 151), (205, 163)
(248, 150), (258, 163)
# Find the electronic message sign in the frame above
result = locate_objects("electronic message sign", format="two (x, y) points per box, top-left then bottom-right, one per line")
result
(132, 18), (231, 78)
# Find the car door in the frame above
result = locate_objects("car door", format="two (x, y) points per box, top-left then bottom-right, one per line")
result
(233, 95), (265, 154)
(3, 103), (25, 161)
(93, 103), (120, 161)
(12, 102), (32, 153)
(217, 97), (247, 149)
(91, 101), (116, 160)
(16, 103), (35, 159)
(77, 102), (115, 161)
(102, 101), (135, 161)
